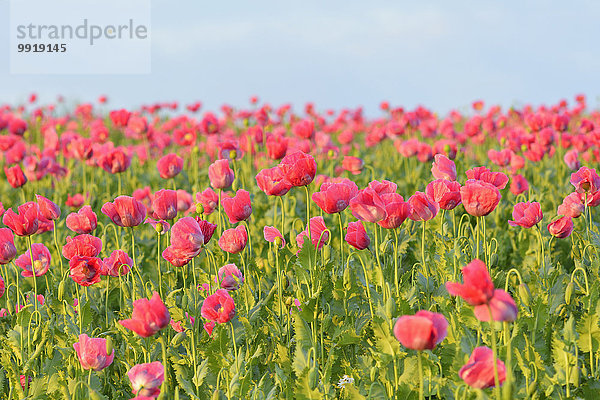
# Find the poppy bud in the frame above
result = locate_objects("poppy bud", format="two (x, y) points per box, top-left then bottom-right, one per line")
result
(385, 296), (395, 319)
(192, 146), (199, 154)
(343, 265), (351, 288)
(33, 325), (42, 342)
(327, 149), (335, 159)
(229, 150), (237, 160)
(527, 380), (537, 397)
(155, 223), (163, 234)
(274, 236), (283, 248)
(518, 283), (530, 307)
(171, 332), (187, 346)
(370, 367), (377, 382)
(565, 282), (574, 305)
(106, 336), (114, 355)
(195, 203), (204, 215)
(267, 251), (276, 266)
(322, 245), (331, 261)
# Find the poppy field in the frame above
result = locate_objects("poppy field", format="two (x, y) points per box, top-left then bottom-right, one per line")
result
(0, 95), (599, 399)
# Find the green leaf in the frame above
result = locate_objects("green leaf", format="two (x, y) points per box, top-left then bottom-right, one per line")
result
(576, 313), (600, 353)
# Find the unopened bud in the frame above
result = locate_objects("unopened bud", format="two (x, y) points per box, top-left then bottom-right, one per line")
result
(192, 145), (199, 154)
(58, 280), (66, 301)
(327, 149), (335, 159)
(171, 332), (187, 346)
(518, 283), (531, 307)
(274, 236), (283, 248)
(565, 282), (574, 305)
(106, 336), (114, 355)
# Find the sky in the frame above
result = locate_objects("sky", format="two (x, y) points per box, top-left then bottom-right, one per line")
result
(1, 0), (599, 116)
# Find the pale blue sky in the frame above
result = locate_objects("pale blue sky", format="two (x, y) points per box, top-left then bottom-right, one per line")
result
(1, 0), (599, 115)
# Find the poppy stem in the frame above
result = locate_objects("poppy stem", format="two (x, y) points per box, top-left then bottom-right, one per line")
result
(13, 261), (20, 311)
(452, 210), (458, 280)
(417, 350), (424, 400)
(76, 284), (82, 335)
(536, 225), (546, 283)
(218, 189), (223, 237)
(105, 277), (110, 329)
(338, 212), (344, 267)
(117, 172), (122, 196)
(130, 228), (144, 300)
(278, 196), (285, 238)
(476, 217), (480, 260)
(421, 220), (428, 292)
(157, 233), (163, 300)
(26, 236), (38, 317)
(488, 305), (501, 400)
(53, 220), (64, 278)
(275, 246), (283, 319)
(230, 322), (238, 367)
(393, 228), (400, 299)
(304, 185), (312, 243)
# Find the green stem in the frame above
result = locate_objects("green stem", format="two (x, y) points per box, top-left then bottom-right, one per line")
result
(488, 306), (501, 400)
(130, 228), (143, 300)
(275, 246), (283, 319)
(536, 225), (546, 283)
(218, 189), (223, 236)
(338, 212), (345, 267)
(27, 236), (38, 317)
(476, 216), (480, 260)
(393, 228), (400, 299)
(421, 220), (429, 292)
(417, 350), (424, 400)
(53, 221), (64, 278)
(105, 277), (110, 329)
(117, 172), (122, 196)
(231, 322), (238, 367)
(157, 233), (163, 299)
(278, 195), (285, 238)
(373, 222), (384, 295)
